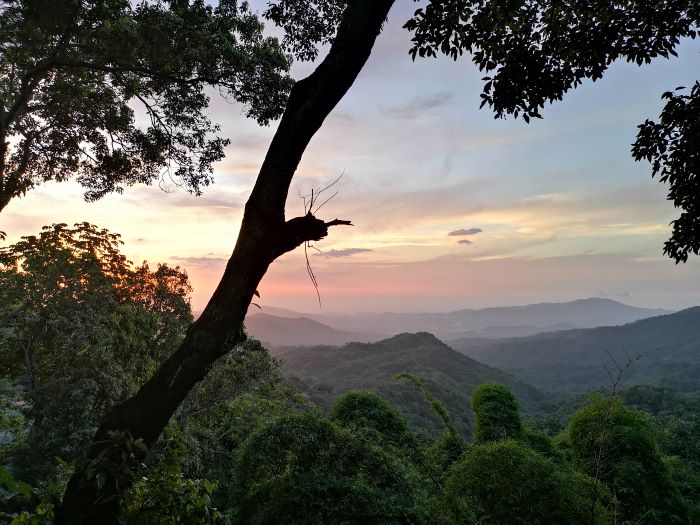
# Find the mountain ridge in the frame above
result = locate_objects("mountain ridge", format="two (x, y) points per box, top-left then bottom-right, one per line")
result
(449, 307), (700, 394)
(242, 298), (673, 347)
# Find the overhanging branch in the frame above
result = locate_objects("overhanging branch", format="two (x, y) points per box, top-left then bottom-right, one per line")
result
(275, 213), (353, 257)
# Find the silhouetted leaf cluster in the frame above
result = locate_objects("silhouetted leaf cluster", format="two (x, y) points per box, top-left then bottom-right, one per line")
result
(0, 0), (293, 208)
(264, 0), (347, 61)
(405, 0), (697, 122)
(633, 82), (700, 262)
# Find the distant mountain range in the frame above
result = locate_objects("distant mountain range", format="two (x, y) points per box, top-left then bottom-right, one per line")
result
(449, 307), (700, 394)
(245, 298), (671, 347)
(273, 332), (549, 438)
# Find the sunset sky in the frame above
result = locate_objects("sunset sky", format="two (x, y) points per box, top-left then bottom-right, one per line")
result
(3, 2), (700, 313)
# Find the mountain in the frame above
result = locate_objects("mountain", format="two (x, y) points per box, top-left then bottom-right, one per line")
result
(252, 298), (671, 340)
(273, 332), (549, 438)
(449, 307), (700, 394)
(245, 313), (376, 347)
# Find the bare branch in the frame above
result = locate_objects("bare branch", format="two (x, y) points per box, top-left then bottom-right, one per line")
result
(325, 218), (353, 227)
(305, 241), (321, 307)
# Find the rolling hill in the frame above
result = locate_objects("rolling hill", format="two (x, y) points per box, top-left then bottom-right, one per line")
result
(273, 332), (549, 438)
(449, 307), (700, 394)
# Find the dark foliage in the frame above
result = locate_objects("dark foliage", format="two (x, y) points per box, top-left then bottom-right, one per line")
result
(443, 440), (594, 524)
(567, 395), (690, 523)
(633, 82), (700, 262)
(405, 0), (697, 121)
(0, 0), (292, 209)
(264, 0), (347, 61)
(231, 411), (426, 525)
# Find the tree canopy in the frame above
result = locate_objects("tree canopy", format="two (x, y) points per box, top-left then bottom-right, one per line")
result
(0, 223), (193, 490)
(471, 382), (522, 442)
(567, 394), (689, 524)
(231, 410), (426, 525)
(0, 0), (293, 211)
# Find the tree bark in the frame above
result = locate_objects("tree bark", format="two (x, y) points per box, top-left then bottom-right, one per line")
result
(56, 1), (394, 522)
(0, 124), (8, 214)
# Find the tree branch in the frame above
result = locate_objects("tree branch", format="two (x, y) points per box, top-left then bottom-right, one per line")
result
(325, 218), (353, 227)
(274, 213), (353, 257)
(50, 58), (234, 89)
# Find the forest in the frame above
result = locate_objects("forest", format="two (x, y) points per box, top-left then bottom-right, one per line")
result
(2, 0), (700, 524)
(1, 223), (699, 523)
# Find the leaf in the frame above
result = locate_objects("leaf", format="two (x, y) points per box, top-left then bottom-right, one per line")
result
(0, 466), (33, 497)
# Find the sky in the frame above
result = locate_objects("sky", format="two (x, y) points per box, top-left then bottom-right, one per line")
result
(2, 2), (700, 313)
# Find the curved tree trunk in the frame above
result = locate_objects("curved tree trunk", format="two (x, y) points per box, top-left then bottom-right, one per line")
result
(56, 1), (395, 522)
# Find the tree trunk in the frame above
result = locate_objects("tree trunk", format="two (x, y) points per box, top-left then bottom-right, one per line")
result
(0, 127), (9, 214)
(56, 1), (394, 522)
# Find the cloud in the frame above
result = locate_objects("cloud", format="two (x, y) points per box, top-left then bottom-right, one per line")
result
(458, 239), (473, 245)
(383, 93), (455, 120)
(314, 248), (373, 258)
(170, 256), (227, 267)
(448, 228), (483, 236)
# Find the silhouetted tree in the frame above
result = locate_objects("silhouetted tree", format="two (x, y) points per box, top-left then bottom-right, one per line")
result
(57, 1), (700, 521)
(0, 0), (292, 212)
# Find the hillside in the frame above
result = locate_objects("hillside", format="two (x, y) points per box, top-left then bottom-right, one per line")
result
(450, 307), (700, 394)
(245, 313), (376, 347)
(273, 332), (548, 438)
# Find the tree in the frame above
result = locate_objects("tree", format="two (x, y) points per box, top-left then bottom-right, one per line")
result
(442, 440), (598, 525)
(0, 0), (292, 212)
(330, 391), (420, 454)
(121, 427), (221, 525)
(0, 223), (192, 494)
(0, 221), (303, 521)
(57, 1), (700, 521)
(173, 339), (304, 509)
(230, 411), (426, 525)
(471, 383), (522, 442)
(567, 394), (690, 523)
